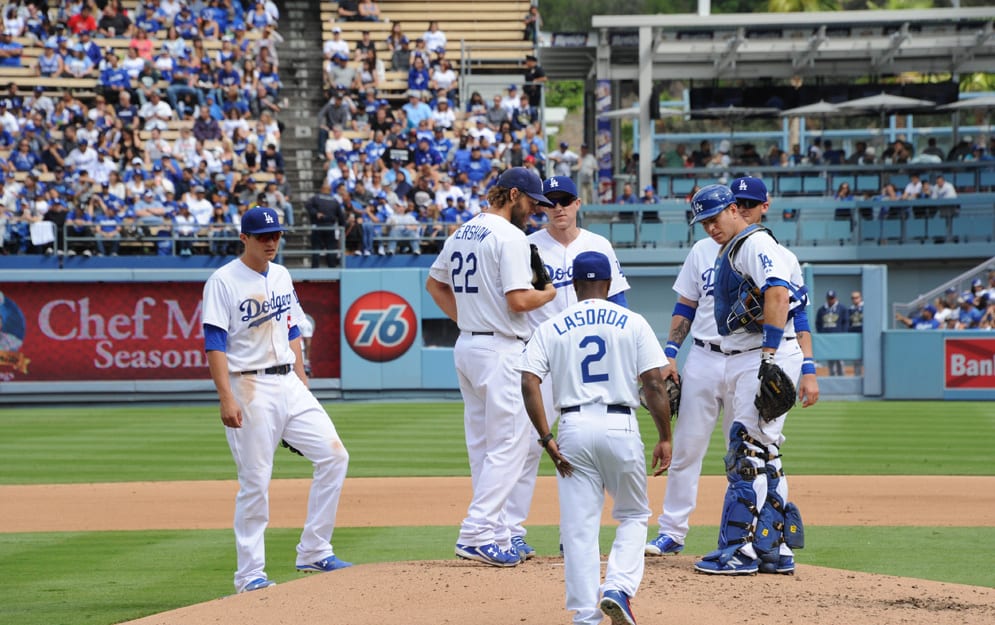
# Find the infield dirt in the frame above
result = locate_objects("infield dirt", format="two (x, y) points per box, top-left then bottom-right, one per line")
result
(4, 475), (994, 625)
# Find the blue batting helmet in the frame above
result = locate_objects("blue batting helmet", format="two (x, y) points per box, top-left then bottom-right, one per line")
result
(689, 184), (735, 224)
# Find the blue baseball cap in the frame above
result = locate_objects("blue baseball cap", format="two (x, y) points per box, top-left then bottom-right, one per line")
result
(542, 175), (577, 201)
(689, 184), (736, 224)
(240, 206), (285, 235)
(495, 167), (553, 206)
(731, 176), (768, 203)
(573, 251), (612, 282)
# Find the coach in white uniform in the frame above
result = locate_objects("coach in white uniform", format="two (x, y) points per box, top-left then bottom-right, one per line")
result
(506, 175), (630, 560)
(203, 206), (351, 594)
(646, 177), (818, 566)
(426, 167), (556, 567)
(519, 251), (672, 625)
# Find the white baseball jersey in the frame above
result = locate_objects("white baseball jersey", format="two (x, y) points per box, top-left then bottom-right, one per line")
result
(429, 212), (534, 339)
(519, 298), (665, 410)
(719, 233), (803, 354)
(525, 228), (629, 329)
(202, 259), (304, 372)
(674, 237), (721, 343)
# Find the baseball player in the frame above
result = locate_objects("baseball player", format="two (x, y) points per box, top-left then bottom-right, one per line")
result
(425, 166), (556, 567)
(203, 206), (351, 594)
(646, 177), (818, 576)
(685, 184), (809, 575)
(518, 251), (672, 625)
(506, 174), (631, 560)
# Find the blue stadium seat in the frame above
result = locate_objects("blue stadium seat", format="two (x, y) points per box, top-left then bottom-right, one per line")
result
(925, 213), (948, 243)
(980, 170), (995, 192)
(825, 219), (853, 245)
(889, 174), (909, 192)
(588, 222), (612, 241)
(831, 175), (855, 194)
(612, 222), (637, 247)
(656, 176), (671, 197)
(952, 214), (994, 243)
(858, 214), (881, 243)
(855, 174), (881, 195)
(802, 175), (828, 196)
(953, 171), (975, 193)
(663, 221), (691, 247)
(672, 177), (697, 197)
(639, 221), (664, 247)
(904, 213), (927, 243)
(766, 220), (797, 246)
(799, 219), (825, 245)
(778, 176), (803, 196)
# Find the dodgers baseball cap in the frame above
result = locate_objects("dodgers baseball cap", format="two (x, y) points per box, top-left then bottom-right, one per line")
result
(495, 167), (553, 206)
(573, 251), (612, 282)
(826, 290), (837, 298)
(543, 175), (577, 201)
(731, 176), (768, 203)
(240, 206), (285, 235)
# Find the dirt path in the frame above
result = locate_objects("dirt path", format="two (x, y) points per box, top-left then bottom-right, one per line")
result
(8, 476), (994, 625)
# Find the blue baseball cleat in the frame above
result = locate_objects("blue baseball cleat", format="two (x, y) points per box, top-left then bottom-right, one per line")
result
(760, 554), (795, 575)
(644, 534), (684, 556)
(455, 542), (520, 567)
(240, 577), (276, 593)
(511, 536), (535, 561)
(296, 555), (353, 572)
(600, 589), (637, 625)
(694, 552), (758, 575)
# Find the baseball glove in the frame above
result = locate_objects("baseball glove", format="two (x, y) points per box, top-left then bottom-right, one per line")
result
(754, 357), (796, 422)
(281, 439), (304, 456)
(529, 244), (552, 290)
(638, 377), (681, 419)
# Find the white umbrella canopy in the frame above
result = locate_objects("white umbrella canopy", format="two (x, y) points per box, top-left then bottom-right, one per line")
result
(779, 100), (847, 117)
(938, 95), (995, 139)
(837, 92), (937, 113)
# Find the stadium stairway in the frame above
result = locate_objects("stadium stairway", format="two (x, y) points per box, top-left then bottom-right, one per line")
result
(275, 0), (329, 267)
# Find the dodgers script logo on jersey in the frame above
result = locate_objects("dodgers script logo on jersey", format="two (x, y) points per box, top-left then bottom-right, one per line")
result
(343, 290), (417, 362)
(701, 267), (715, 297)
(240, 291), (293, 327)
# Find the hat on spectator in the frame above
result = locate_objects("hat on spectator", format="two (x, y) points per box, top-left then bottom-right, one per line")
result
(826, 289), (837, 299)
(543, 175), (578, 201)
(457, 196), (466, 203)
(944, 286), (957, 294)
(730, 176), (768, 203)
(215, 173), (226, 182)
(525, 54), (538, 62)
(400, 36), (409, 44)
(193, 185), (205, 193)
(495, 166), (553, 206)
(508, 84), (518, 91)
(573, 251), (612, 282)
(34, 85), (44, 92)
(644, 184), (655, 193)
(153, 163), (163, 172)
(97, 148), (107, 155)
(972, 278), (984, 287)
(332, 26), (341, 33)
(334, 52), (348, 61)
(143, 189), (153, 197)
(44, 40), (58, 49)
(101, 180), (109, 186)
(131, 157), (143, 165)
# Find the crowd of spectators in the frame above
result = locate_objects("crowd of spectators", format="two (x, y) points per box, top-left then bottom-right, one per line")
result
(896, 273), (995, 330)
(311, 8), (547, 263)
(0, 0), (290, 257)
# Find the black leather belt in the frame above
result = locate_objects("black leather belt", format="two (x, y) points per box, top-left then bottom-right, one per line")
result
(239, 364), (292, 376)
(470, 331), (527, 342)
(561, 404), (631, 415)
(693, 337), (794, 356)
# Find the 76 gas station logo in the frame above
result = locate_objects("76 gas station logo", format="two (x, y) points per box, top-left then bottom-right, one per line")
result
(343, 291), (417, 362)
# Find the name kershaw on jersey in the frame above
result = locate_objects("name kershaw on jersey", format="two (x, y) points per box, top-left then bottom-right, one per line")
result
(552, 307), (629, 336)
(240, 291), (293, 327)
(453, 223), (492, 241)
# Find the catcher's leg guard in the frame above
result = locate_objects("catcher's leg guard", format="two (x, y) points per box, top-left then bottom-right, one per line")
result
(715, 424), (765, 552)
(755, 463), (785, 568)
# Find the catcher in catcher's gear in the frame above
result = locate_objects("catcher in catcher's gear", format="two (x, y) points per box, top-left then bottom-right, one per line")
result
(686, 182), (810, 576)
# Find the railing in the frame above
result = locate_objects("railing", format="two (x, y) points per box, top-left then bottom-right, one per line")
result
(648, 160), (995, 200)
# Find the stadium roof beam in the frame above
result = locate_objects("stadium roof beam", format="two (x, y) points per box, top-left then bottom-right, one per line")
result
(792, 25), (827, 71)
(871, 22), (910, 71)
(714, 28), (745, 75)
(951, 20), (994, 72)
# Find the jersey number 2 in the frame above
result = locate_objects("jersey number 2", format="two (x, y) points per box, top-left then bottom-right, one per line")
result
(580, 335), (609, 383)
(450, 251), (479, 293)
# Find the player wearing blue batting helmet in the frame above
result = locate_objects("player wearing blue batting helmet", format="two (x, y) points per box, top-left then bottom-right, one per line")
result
(689, 184), (736, 224)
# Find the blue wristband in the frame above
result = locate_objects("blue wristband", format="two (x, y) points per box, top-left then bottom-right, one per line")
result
(672, 302), (696, 321)
(664, 341), (680, 359)
(793, 308), (811, 333)
(801, 359), (816, 375)
(762, 324), (784, 349)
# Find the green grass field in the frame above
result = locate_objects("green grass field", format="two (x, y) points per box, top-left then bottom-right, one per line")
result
(0, 401), (993, 625)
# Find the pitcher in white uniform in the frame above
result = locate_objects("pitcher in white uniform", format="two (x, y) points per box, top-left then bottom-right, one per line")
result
(426, 167), (556, 567)
(203, 206), (351, 594)
(506, 175), (631, 560)
(518, 251), (672, 625)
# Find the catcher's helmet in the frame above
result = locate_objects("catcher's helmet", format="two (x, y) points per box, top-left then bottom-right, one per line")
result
(689, 184), (735, 225)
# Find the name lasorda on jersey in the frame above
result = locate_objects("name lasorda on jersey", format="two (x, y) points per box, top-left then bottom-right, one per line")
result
(552, 307), (628, 335)
(240, 291), (293, 327)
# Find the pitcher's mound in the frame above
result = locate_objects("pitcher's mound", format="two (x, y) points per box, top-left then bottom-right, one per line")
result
(120, 556), (995, 625)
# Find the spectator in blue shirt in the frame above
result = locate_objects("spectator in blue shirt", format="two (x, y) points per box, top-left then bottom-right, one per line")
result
(412, 137), (443, 168)
(99, 53), (132, 106)
(0, 30), (23, 68)
(407, 56), (430, 93)
(135, 5), (163, 35)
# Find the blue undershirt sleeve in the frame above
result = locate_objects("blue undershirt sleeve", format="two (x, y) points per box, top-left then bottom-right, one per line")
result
(203, 324), (228, 352)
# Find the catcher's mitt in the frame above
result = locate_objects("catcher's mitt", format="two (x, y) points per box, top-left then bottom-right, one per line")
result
(281, 439), (304, 456)
(529, 243), (552, 290)
(755, 357), (795, 422)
